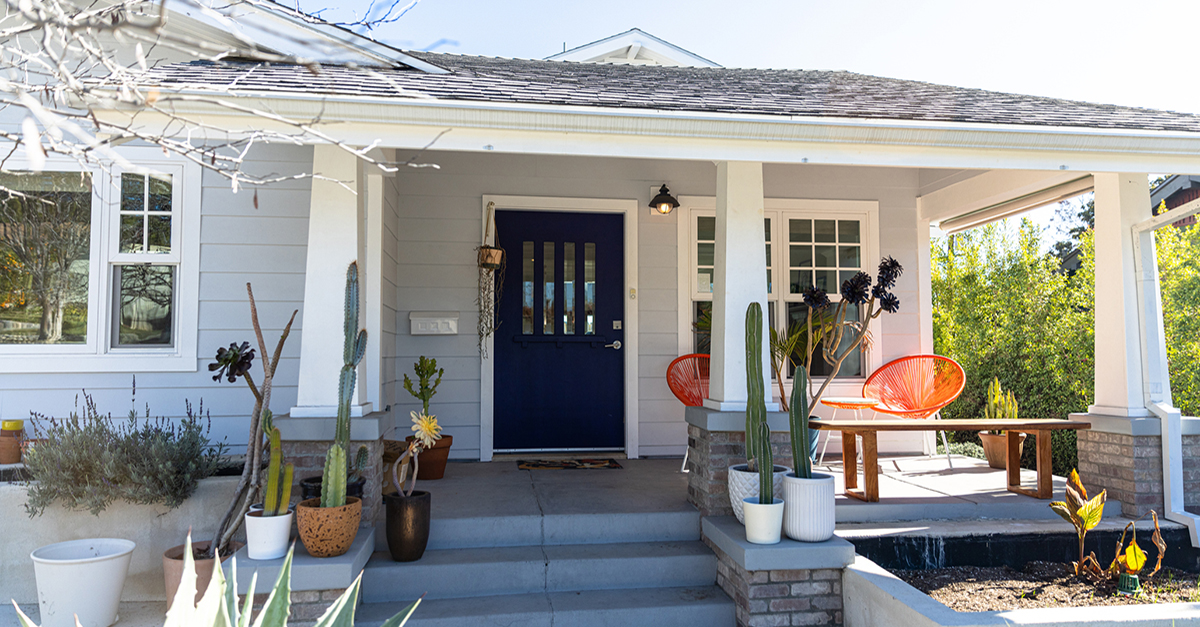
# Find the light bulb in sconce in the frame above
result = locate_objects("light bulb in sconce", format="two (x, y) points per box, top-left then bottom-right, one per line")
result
(649, 184), (680, 215)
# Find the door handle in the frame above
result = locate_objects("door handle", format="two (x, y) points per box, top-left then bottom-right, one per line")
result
(604, 340), (622, 350)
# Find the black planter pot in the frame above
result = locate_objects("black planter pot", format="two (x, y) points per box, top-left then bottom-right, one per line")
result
(300, 476), (366, 501)
(384, 491), (431, 562)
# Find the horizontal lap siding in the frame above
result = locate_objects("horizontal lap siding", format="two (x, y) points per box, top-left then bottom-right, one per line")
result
(0, 145), (313, 453)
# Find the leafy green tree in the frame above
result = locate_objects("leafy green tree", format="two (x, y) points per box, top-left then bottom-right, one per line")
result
(1154, 221), (1200, 416)
(932, 218), (1094, 475)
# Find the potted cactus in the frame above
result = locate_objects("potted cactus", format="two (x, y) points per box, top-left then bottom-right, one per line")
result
(979, 377), (1023, 469)
(727, 302), (790, 524)
(403, 356), (452, 479)
(295, 262), (368, 558)
(781, 370), (836, 542)
(244, 422), (294, 560)
(739, 302), (785, 544)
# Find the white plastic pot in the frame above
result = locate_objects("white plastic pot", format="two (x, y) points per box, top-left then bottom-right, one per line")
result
(245, 510), (294, 560)
(742, 497), (785, 545)
(31, 538), (135, 627)
(782, 472), (836, 542)
(728, 464), (790, 524)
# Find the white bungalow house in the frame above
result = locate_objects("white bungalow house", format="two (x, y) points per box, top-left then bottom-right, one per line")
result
(5, 8), (1200, 620)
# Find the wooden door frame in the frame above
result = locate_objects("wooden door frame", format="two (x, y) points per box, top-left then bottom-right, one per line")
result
(479, 195), (640, 461)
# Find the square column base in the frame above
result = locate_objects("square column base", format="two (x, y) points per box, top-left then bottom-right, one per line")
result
(686, 407), (795, 516)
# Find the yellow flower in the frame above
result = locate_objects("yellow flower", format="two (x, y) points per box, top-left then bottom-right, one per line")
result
(410, 411), (442, 450)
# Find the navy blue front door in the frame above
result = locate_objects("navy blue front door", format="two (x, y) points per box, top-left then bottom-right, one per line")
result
(494, 210), (625, 451)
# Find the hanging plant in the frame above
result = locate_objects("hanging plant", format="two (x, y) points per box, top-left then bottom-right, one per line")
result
(476, 202), (505, 357)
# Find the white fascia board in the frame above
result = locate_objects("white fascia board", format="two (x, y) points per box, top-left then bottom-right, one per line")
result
(917, 170), (1092, 223)
(109, 92), (1200, 173)
(177, 0), (446, 71)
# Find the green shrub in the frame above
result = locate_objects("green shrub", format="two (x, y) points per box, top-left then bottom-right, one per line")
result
(932, 220), (1093, 477)
(22, 391), (226, 517)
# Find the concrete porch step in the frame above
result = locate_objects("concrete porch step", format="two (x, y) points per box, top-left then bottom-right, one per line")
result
(361, 540), (717, 602)
(423, 509), (702, 550)
(355, 585), (735, 627)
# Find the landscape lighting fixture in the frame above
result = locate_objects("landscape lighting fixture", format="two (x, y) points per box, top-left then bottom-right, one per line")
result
(650, 185), (680, 215)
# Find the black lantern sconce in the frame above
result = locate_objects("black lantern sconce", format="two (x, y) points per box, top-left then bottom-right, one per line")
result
(649, 184), (680, 215)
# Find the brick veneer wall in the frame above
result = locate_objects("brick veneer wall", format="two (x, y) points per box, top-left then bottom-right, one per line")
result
(283, 438), (384, 527)
(1078, 431), (1200, 517)
(687, 424), (795, 517)
(250, 588), (353, 627)
(705, 537), (843, 627)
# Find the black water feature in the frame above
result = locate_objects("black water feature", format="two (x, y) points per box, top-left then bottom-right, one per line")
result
(850, 526), (1200, 573)
(384, 491), (431, 562)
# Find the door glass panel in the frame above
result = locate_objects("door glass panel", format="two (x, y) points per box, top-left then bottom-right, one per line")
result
(563, 242), (575, 335)
(765, 218), (771, 294)
(814, 245), (837, 267)
(697, 216), (715, 241)
(815, 270), (837, 291)
(522, 241), (534, 335)
(584, 242), (596, 335)
(790, 245), (812, 268)
(543, 242), (555, 335)
(697, 243), (714, 267)
(791, 270), (812, 293)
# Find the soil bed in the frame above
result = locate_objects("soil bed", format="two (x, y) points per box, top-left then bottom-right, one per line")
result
(896, 562), (1200, 610)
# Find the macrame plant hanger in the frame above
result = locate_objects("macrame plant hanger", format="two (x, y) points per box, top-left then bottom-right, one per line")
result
(476, 202), (505, 357)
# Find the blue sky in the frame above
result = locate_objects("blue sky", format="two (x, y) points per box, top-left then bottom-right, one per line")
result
(307, 0), (1200, 114)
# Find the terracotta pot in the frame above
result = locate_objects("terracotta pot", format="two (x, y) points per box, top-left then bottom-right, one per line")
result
(162, 540), (241, 609)
(406, 435), (453, 480)
(384, 491), (431, 562)
(979, 432), (1025, 470)
(0, 432), (21, 464)
(295, 497), (361, 558)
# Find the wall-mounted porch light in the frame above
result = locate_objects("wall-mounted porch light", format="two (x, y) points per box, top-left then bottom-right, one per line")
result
(649, 184), (680, 215)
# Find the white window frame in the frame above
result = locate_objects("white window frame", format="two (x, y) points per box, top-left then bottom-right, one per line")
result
(0, 147), (201, 373)
(676, 196), (882, 393)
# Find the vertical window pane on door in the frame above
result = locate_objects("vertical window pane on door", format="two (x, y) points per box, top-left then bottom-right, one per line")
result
(695, 215), (715, 294)
(521, 241), (534, 335)
(765, 218), (772, 294)
(0, 171), (92, 344)
(114, 265), (174, 346)
(584, 242), (596, 335)
(543, 242), (555, 335)
(563, 242), (576, 335)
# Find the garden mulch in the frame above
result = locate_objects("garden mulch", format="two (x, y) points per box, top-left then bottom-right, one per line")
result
(895, 562), (1200, 611)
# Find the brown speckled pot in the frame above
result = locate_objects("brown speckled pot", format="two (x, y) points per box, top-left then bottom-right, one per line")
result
(295, 496), (361, 558)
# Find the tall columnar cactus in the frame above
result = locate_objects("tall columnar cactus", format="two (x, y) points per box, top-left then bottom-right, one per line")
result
(321, 443), (347, 509)
(321, 262), (368, 509)
(789, 369), (812, 480)
(262, 424), (293, 517)
(984, 377), (1018, 422)
(745, 302), (773, 504)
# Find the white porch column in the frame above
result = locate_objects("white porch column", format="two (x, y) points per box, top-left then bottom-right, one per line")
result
(703, 161), (776, 412)
(291, 145), (371, 417)
(1090, 172), (1151, 417)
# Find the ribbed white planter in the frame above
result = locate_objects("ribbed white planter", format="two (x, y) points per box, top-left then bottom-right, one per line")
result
(742, 497), (785, 545)
(782, 472), (836, 542)
(245, 509), (294, 560)
(728, 464), (790, 524)
(31, 538), (135, 627)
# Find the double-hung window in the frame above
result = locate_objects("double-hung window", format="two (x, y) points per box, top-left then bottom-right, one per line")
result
(0, 151), (199, 372)
(684, 199), (879, 381)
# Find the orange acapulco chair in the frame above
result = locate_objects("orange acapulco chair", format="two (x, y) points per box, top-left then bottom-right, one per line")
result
(862, 355), (966, 469)
(667, 354), (710, 473)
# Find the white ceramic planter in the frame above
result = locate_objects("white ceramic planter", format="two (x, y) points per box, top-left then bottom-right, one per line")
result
(782, 472), (836, 542)
(742, 497), (785, 545)
(245, 510), (294, 560)
(30, 538), (135, 627)
(728, 464), (790, 524)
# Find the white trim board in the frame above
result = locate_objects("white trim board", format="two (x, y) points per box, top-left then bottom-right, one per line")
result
(479, 195), (640, 461)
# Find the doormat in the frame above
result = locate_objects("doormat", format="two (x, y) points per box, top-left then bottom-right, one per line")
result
(517, 458), (623, 470)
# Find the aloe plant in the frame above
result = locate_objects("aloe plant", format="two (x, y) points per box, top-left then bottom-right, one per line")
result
(12, 533), (421, 627)
(321, 262), (368, 509)
(745, 302), (773, 504)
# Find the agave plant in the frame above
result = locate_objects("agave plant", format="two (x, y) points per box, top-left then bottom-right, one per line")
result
(12, 533), (421, 627)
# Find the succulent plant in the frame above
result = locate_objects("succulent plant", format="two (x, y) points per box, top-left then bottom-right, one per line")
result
(839, 271), (872, 305)
(403, 356), (444, 416)
(261, 420), (293, 518)
(876, 256), (903, 289)
(745, 302), (772, 504)
(321, 262), (367, 509)
(801, 285), (830, 310)
(208, 341), (254, 383)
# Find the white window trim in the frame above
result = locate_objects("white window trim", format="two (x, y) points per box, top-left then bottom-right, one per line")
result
(0, 148), (201, 373)
(675, 196), (882, 396)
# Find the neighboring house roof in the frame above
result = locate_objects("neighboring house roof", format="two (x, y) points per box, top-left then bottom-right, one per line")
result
(544, 28), (721, 68)
(1150, 175), (1200, 226)
(139, 53), (1200, 133)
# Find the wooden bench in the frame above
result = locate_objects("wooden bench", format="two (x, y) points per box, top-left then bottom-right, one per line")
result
(808, 418), (1091, 502)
